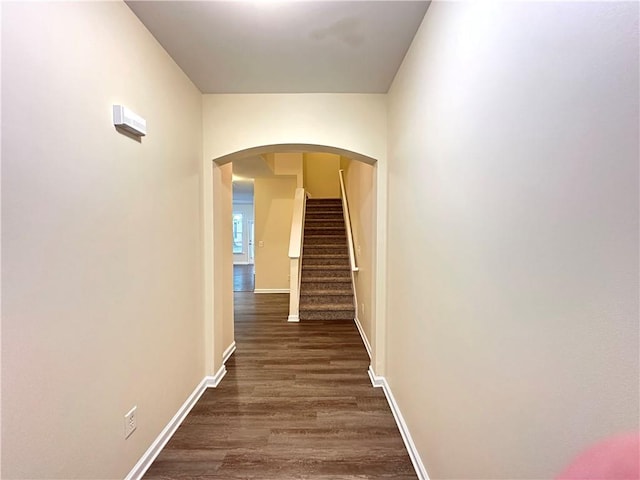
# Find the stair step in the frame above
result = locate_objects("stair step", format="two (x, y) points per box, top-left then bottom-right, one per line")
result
(303, 259), (350, 267)
(304, 234), (346, 238)
(302, 276), (351, 284)
(304, 221), (344, 226)
(304, 215), (344, 221)
(300, 288), (352, 295)
(303, 245), (348, 252)
(306, 203), (341, 208)
(300, 282), (352, 291)
(304, 224), (345, 232)
(299, 302), (355, 311)
(305, 209), (343, 214)
(304, 224), (344, 228)
(304, 236), (346, 244)
(304, 241), (347, 247)
(303, 238), (347, 246)
(301, 267), (350, 275)
(302, 264), (349, 271)
(301, 275), (351, 282)
(299, 309), (356, 321)
(305, 217), (344, 222)
(300, 295), (354, 304)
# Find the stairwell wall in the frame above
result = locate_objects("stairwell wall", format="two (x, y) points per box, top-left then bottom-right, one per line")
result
(386, 2), (639, 478)
(303, 152), (341, 198)
(340, 158), (376, 353)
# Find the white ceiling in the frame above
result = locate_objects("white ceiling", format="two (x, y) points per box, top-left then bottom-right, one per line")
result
(125, 1), (429, 93)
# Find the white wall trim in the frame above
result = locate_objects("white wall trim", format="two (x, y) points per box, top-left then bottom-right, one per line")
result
(124, 376), (209, 480)
(222, 341), (236, 364)
(206, 365), (227, 388)
(232, 261), (253, 265)
(287, 314), (300, 322)
(368, 366), (430, 480)
(354, 315), (372, 358)
(254, 288), (289, 294)
(368, 365), (385, 388)
(125, 365), (228, 480)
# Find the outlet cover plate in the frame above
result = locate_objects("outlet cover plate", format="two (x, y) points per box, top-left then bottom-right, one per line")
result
(124, 406), (137, 439)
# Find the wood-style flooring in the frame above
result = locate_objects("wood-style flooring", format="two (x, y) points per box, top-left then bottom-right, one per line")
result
(143, 293), (416, 479)
(234, 264), (255, 292)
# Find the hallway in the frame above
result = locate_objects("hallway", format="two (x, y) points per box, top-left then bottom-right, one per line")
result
(143, 293), (416, 479)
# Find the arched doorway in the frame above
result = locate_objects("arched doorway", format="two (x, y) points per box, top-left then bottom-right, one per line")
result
(204, 143), (388, 384)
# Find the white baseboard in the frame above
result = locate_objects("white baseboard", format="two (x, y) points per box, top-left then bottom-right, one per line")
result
(368, 366), (430, 480)
(206, 364), (227, 388)
(287, 314), (300, 322)
(222, 341), (236, 364)
(124, 374), (209, 480)
(125, 364), (228, 480)
(254, 288), (289, 294)
(354, 315), (372, 358)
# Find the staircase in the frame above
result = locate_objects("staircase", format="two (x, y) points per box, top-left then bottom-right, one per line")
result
(299, 198), (356, 321)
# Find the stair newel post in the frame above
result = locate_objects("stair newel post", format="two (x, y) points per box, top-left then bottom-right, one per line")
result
(288, 188), (307, 322)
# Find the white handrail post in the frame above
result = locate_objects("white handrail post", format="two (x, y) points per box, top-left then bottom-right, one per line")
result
(288, 188), (307, 322)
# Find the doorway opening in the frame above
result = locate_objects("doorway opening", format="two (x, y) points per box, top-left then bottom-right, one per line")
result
(207, 143), (386, 381)
(232, 177), (255, 292)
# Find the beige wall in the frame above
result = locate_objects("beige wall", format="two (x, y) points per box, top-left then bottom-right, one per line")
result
(202, 94), (387, 164)
(387, 2), (639, 478)
(1, 2), (204, 478)
(254, 177), (297, 291)
(273, 153), (304, 188)
(303, 152), (341, 198)
(340, 158), (376, 352)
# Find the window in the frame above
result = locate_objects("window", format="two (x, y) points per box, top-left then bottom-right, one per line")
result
(232, 213), (244, 254)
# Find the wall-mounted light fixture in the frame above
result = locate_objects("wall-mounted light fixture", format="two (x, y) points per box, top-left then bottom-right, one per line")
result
(113, 105), (146, 137)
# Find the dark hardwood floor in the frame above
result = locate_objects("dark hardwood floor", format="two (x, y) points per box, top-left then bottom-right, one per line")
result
(143, 293), (417, 479)
(234, 264), (255, 292)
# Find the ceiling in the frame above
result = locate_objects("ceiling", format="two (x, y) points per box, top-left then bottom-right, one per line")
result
(125, 1), (429, 93)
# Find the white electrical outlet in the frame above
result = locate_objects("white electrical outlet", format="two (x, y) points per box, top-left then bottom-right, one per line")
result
(124, 406), (137, 439)
(361, 303), (365, 316)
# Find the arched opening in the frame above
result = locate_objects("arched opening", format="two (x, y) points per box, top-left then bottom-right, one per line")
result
(204, 143), (387, 383)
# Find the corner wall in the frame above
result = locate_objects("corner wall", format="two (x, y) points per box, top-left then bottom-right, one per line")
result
(1, 2), (204, 478)
(386, 2), (639, 478)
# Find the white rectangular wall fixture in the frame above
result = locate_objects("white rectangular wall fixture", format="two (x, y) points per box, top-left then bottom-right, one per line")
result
(113, 105), (146, 136)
